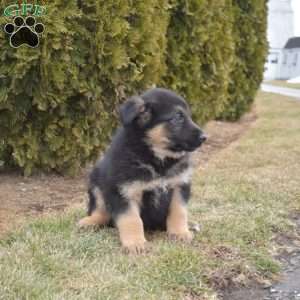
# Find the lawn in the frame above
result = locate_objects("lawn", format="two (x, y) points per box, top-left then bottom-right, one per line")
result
(265, 80), (300, 89)
(1, 92), (300, 300)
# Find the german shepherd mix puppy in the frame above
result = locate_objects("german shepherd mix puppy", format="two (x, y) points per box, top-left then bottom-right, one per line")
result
(79, 88), (206, 254)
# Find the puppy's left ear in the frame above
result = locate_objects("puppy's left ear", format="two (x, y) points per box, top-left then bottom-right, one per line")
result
(119, 96), (151, 127)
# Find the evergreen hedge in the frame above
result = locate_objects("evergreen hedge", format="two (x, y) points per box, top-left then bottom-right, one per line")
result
(0, 0), (267, 175)
(163, 0), (234, 124)
(218, 0), (268, 120)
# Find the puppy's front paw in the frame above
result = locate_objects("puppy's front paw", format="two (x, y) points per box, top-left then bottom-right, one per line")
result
(168, 230), (194, 243)
(122, 240), (147, 255)
(77, 216), (95, 228)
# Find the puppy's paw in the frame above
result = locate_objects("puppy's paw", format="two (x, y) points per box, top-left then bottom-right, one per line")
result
(77, 216), (98, 229)
(168, 230), (194, 243)
(122, 241), (148, 255)
(77, 211), (109, 229)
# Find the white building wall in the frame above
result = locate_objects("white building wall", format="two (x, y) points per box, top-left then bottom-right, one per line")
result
(264, 0), (294, 79)
(280, 48), (300, 79)
(264, 49), (282, 80)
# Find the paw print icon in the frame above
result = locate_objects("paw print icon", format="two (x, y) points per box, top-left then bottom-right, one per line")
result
(4, 16), (45, 48)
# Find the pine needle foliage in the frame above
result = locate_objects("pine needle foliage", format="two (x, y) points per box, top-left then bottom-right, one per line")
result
(0, 0), (267, 174)
(218, 0), (268, 120)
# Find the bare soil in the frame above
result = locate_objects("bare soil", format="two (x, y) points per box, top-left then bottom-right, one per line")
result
(221, 213), (300, 300)
(0, 110), (256, 236)
(0, 172), (87, 234)
(196, 110), (257, 166)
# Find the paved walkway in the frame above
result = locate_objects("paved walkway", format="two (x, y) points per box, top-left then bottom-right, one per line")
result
(261, 84), (300, 99)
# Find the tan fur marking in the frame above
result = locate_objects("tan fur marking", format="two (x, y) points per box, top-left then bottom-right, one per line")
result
(116, 205), (146, 254)
(147, 124), (169, 146)
(120, 167), (192, 205)
(151, 147), (186, 160)
(167, 188), (193, 241)
(146, 124), (186, 160)
(78, 209), (110, 227)
(120, 184), (144, 206)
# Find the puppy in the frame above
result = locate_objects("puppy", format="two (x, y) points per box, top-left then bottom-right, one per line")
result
(79, 88), (206, 254)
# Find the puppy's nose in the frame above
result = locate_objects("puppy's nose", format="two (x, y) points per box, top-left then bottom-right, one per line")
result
(199, 134), (207, 143)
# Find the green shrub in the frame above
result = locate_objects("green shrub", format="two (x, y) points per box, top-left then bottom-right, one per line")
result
(218, 0), (268, 120)
(0, 0), (169, 175)
(0, 0), (267, 174)
(162, 0), (234, 124)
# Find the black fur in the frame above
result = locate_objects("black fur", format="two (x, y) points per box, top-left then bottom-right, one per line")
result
(87, 88), (206, 230)
(180, 183), (191, 202)
(140, 188), (173, 230)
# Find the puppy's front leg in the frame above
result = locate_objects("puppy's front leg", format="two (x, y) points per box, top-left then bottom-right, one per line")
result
(116, 204), (146, 254)
(167, 184), (193, 242)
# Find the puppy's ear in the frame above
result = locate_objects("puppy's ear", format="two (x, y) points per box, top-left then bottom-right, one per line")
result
(119, 96), (151, 127)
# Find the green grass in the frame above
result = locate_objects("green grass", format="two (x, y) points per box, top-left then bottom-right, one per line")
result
(1, 92), (300, 300)
(265, 80), (300, 89)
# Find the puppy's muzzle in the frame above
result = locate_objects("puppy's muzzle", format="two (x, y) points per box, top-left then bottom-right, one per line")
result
(199, 133), (207, 143)
(184, 129), (207, 151)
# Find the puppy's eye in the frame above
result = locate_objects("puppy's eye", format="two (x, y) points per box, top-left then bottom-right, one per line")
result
(169, 111), (184, 124)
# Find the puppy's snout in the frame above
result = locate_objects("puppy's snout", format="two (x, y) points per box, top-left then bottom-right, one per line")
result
(192, 128), (207, 143)
(199, 133), (207, 143)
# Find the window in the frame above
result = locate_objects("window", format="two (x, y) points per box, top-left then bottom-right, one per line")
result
(269, 52), (279, 64)
(293, 53), (298, 66)
(283, 54), (287, 65)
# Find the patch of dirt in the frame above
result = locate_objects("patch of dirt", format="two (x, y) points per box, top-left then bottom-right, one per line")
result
(195, 109), (257, 167)
(0, 110), (256, 236)
(221, 213), (300, 300)
(221, 284), (267, 300)
(0, 173), (87, 234)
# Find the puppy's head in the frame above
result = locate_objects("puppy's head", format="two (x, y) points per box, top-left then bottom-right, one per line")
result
(119, 88), (206, 159)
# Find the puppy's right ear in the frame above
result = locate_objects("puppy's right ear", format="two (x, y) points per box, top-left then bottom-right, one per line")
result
(119, 96), (149, 126)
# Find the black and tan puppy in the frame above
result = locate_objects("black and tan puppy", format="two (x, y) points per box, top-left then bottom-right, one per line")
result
(79, 88), (206, 254)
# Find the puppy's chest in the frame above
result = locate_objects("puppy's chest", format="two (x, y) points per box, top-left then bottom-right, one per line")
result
(145, 167), (191, 190)
(142, 155), (191, 186)
(120, 159), (192, 202)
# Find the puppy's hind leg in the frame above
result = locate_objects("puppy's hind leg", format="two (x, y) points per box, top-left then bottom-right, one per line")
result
(78, 186), (110, 228)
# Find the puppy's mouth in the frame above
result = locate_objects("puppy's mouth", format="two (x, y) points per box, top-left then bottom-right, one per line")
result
(170, 134), (207, 152)
(190, 134), (207, 150)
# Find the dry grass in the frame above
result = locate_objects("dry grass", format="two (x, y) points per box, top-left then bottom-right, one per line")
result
(0, 92), (300, 300)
